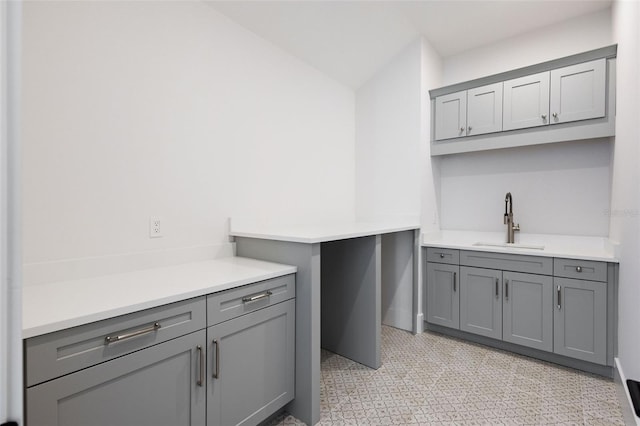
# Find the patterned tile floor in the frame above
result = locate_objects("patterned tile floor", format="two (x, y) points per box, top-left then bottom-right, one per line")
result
(270, 325), (625, 425)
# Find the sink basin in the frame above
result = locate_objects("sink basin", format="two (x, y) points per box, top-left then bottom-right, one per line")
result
(473, 242), (545, 250)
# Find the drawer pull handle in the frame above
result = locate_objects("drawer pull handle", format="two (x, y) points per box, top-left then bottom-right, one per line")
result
(505, 279), (509, 301)
(105, 322), (160, 344)
(495, 278), (499, 298)
(212, 339), (220, 379)
(557, 285), (562, 310)
(453, 272), (457, 292)
(576, 266), (582, 273)
(440, 253), (445, 258)
(197, 345), (204, 387)
(242, 291), (272, 303)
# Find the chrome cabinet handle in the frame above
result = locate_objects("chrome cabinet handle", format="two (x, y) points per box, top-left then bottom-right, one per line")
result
(552, 112), (558, 118)
(440, 253), (445, 258)
(453, 272), (457, 292)
(105, 322), (160, 344)
(212, 339), (220, 379)
(242, 291), (272, 303)
(575, 266), (582, 273)
(468, 126), (472, 131)
(197, 345), (204, 387)
(557, 285), (562, 309)
(505, 280), (509, 301)
(460, 127), (465, 132)
(495, 278), (499, 298)
(541, 114), (547, 119)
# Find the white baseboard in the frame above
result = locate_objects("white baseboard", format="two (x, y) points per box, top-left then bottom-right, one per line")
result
(614, 358), (640, 426)
(23, 243), (234, 285)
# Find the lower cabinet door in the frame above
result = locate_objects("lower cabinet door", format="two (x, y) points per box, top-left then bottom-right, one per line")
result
(426, 262), (460, 329)
(460, 267), (502, 339)
(26, 330), (207, 426)
(554, 277), (607, 365)
(207, 299), (295, 426)
(502, 271), (553, 352)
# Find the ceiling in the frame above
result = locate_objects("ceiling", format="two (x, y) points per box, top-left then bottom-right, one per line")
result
(207, 0), (612, 89)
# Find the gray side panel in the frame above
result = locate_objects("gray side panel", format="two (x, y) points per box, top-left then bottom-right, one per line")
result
(554, 277), (607, 365)
(460, 250), (552, 275)
(502, 271), (553, 352)
(608, 263), (618, 365)
(206, 274), (295, 326)
(207, 300), (295, 426)
(235, 237), (320, 426)
(26, 297), (206, 387)
(381, 230), (414, 332)
(26, 330), (206, 426)
(459, 267), (502, 340)
(425, 262), (459, 329)
(321, 235), (381, 369)
(413, 230), (423, 334)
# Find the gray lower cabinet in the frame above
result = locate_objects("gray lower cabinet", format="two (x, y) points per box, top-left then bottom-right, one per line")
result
(26, 330), (207, 426)
(554, 277), (607, 365)
(426, 262), (459, 329)
(503, 271), (553, 352)
(207, 299), (295, 426)
(459, 267), (502, 340)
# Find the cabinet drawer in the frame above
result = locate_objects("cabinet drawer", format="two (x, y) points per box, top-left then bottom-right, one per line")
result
(554, 258), (607, 282)
(426, 247), (460, 265)
(207, 274), (295, 326)
(25, 296), (206, 387)
(460, 250), (552, 275)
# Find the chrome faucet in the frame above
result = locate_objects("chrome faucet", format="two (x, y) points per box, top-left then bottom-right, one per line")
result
(504, 192), (520, 244)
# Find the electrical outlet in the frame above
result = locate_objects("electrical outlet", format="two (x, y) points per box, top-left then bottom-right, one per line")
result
(149, 216), (162, 238)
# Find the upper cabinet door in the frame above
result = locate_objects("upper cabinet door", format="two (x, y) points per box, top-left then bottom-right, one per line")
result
(550, 58), (606, 124)
(435, 90), (467, 140)
(467, 83), (503, 136)
(503, 71), (550, 131)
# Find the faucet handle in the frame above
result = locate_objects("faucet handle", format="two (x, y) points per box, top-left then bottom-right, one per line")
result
(513, 223), (520, 232)
(503, 214), (508, 225)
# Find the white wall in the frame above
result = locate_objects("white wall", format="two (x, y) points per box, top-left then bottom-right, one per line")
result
(355, 39), (422, 223)
(22, 1), (356, 284)
(439, 140), (612, 236)
(610, 0), (640, 382)
(437, 9), (614, 237)
(443, 8), (613, 85)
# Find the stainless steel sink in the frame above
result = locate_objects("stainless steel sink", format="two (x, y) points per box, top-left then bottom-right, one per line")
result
(473, 242), (545, 250)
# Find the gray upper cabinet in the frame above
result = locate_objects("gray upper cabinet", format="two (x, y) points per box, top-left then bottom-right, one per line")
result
(435, 90), (467, 140)
(429, 45), (616, 156)
(27, 330), (207, 426)
(426, 262), (459, 329)
(459, 266), (502, 340)
(207, 299), (295, 426)
(554, 277), (607, 365)
(502, 271), (553, 352)
(503, 71), (550, 131)
(467, 83), (503, 136)
(550, 58), (606, 124)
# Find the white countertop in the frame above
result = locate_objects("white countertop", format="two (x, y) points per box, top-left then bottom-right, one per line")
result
(422, 230), (619, 262)
(23, 256), (296, 339)
(229, 220), (420, 244)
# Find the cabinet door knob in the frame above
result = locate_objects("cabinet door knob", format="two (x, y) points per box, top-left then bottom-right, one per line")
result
(467, 126), (472, 132)
(541, 114), (547, 120)
(552, 112), (558, 118)
(576, 266), (582, 273)
(440, 253), (445, 258)
(460, 127), (465, 132)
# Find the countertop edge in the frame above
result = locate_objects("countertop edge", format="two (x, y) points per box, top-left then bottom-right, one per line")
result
(231, 224), (420, 244)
